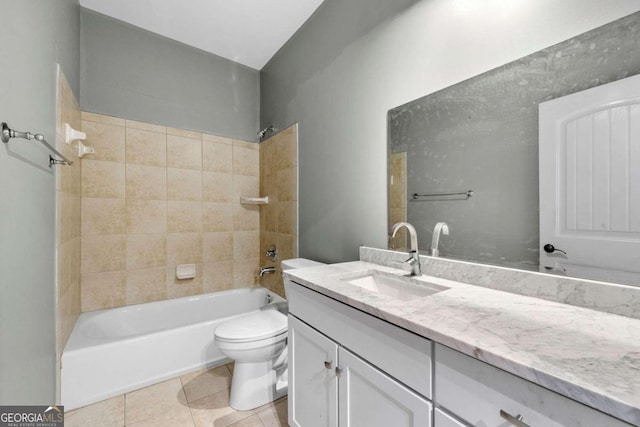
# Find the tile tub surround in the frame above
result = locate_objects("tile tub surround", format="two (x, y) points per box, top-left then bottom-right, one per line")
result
(80, 112), (261, 312)
(56, 68), (82, 395)
(259, 124), (299, 298)
(284, 258), (640, 425)
(65, 364), (288, 427)
(361, 246), (640, 320)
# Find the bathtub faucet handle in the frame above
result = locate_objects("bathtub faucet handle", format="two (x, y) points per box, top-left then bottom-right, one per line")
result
(266, 294), (272, 304)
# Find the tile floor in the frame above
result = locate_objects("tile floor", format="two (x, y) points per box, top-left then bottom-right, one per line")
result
(65, 363), (287, 427)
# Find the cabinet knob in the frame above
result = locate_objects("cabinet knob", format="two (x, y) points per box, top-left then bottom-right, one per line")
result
(335, 367), (343, 378)
(324, 361), (332, 369)
(499, 410), (530, 427)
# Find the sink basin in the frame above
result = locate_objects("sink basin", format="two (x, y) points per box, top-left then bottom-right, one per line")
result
(339, 270), (448, 301)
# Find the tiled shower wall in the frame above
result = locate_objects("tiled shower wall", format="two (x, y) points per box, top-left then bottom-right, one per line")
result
(259, 125), (299, 298)
(56, 69), (81, 380)
(79, 113), (261, 311)
(389, 152), (407, 249)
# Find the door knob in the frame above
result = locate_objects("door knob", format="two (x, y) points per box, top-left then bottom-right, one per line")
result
(543, 244), (566, 255)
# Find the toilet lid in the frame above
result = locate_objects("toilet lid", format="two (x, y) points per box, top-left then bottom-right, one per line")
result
(215, 309), (287, 343)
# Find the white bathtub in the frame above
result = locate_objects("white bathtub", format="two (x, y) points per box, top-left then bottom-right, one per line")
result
(61, 287), (284, 410)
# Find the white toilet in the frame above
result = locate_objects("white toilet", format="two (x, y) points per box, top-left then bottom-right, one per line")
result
(214, 258), (325, 410)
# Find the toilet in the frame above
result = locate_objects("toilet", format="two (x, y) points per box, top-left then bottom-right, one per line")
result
(214, 258), (325, 410)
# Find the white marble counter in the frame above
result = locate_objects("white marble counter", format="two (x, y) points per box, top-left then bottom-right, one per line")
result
(285, 260), (640, 426)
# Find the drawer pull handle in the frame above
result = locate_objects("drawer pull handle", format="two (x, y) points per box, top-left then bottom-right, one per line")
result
(335, 367), (343, 378)
(500, 410), (530, 427)
(324, 361), (332, 369)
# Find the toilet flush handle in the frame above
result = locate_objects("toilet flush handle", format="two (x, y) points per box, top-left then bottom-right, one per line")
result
(324, 361), (332, 369)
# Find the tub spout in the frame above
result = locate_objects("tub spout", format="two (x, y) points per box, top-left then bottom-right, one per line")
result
(259, 266), (276, 277)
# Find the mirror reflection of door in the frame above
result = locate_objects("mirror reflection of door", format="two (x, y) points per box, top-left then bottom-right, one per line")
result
(539, 73), (640, 285)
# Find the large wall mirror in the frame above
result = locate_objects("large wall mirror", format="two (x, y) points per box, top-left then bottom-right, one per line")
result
(387, 12), (640, 286)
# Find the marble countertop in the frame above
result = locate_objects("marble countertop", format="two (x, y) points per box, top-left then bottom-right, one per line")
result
(285, 261), (640, 426)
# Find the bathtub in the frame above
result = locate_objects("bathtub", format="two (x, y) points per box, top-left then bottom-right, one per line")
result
(61, 287), (284, 410)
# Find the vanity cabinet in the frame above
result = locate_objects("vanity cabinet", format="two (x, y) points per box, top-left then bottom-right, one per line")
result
(434, 344), (632, 427)
(287, 283), (433, 427)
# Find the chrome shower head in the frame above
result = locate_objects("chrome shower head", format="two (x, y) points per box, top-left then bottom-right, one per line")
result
(257, 125), (275, 141)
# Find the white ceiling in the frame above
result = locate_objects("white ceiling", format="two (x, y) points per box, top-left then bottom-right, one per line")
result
(79, 0), (325, 70)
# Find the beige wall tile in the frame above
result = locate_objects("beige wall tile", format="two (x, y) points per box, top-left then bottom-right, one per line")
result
(233, 145), (259, 177)
(233, 175), (259, 199)
(81, 234), (126, 274)
(167, 134), (202, 170)
(277, 167), (297, 202)
(167, 126), (202, 139)
(81, 160), (125, 198)
(276, 125), (298, 169)
(167, 201), (202, 233)
(203, 202), (233, 232)
(203, 232), (233, 262)
(81, 111), (125, 126)
(127, 199), (167, 234)
(126, 267), (167, 305)
(81, 270), (126, 311)
(233, 139), (258, 150)
(262, 202), (278, 233)
(202, 261), (233, 293)
(81, 198), (126, 236)
(126, 128), (167, 167)
(202, 140), (232, 173)
(234, 204), (260, 231)
(277, 202), (297, 236)
(276, 233), (296, 262)
(81, 120), (126, 162)
(126, 164), (167, 200)
(125, 119), (166, 133)
(202, 172), (232, 203)
(233, 258), (259, 287)
(167, 233), (202, 265)
(233, 231), (259, 260)
(202, 133), (233, 145)
(58, 278), (80, 353)
(168, 168), (202, 201)
(127, 234), (167, 269)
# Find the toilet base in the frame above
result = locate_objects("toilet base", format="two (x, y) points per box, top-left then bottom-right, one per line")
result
(229, 360), (288, 410)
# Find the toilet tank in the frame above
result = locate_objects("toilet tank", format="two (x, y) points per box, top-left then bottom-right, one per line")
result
(281, 258), (325, 271)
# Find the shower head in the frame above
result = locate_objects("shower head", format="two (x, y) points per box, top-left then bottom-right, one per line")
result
(257, 125), (275, 141)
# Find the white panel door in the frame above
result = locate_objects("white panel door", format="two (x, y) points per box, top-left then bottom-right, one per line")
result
(338, 347), (432, 427)
(288, 315), (339, 427)
(539, 74), (640, 283)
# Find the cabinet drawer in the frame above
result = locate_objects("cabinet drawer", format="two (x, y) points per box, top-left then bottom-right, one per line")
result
(287, 282), (432, 398)
(435, 344), (631, 427)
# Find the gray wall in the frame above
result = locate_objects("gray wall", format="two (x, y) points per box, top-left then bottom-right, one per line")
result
(80, 9), (260, 142)
(260, 0), (640, 263)
(0, 0), (80, 404)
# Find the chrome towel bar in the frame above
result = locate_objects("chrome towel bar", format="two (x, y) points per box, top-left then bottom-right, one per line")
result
(1, 122), (73, 167)
(411, 190), (473, 201)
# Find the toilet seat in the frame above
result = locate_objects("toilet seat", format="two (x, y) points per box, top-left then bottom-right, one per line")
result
(215, 309), (287, 343)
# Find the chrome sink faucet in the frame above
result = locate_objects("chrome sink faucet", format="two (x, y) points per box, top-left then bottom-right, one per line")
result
(431, 222), (449, 257)
(391, 222), (421, 276)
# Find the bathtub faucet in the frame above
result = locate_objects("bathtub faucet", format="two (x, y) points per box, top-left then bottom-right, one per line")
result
(259, 266), (277, 277)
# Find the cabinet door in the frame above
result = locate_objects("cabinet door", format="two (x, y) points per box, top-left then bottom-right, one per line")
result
(289, 315), (339, 427)
(338, 347), (432, 427)
(434, 409), (468, 427)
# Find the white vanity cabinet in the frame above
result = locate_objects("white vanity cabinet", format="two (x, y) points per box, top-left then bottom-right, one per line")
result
(287, 283), (433, 427)
(434, 344), (632, 427)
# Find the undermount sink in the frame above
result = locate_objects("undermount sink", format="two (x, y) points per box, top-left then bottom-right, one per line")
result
(338, 270), (449, 301)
